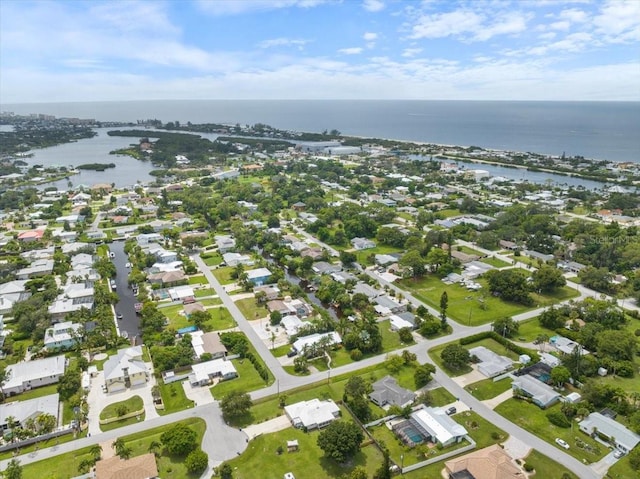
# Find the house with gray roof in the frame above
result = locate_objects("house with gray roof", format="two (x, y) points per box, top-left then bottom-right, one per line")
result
(103, 346), (149, 393)
(511, 374), (560, 409)
(3, 356), (67, 396)
(0, 393), (59, 431)
(579, 412), (640, 453)
(369, 376), (415, 408)
(469, 346), (513, 378)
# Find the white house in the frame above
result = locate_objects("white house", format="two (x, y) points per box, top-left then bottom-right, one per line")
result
(103, 346), (150, 393)
(284, 399), (340, 430)
(3, 356), (67, 396)
(189, 358), (238, 387)
(43, 321), (83, 350)
(410, 407), (468, 447)
(0, 393), (59, 431)
(468, 346), (513, 378)
(579, 413), (640, 453)
(293, 332), (342, 355)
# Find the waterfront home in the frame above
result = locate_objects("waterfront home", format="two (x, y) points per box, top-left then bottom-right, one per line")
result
(103, 346), (149, 393)
(245, 267), (272, 286)
(190, 331), (228, 359)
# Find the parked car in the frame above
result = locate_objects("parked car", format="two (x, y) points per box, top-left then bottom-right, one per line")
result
(613, 449), (625, 459)
(555, 438), (570, 449)
(116, 313), (123, 320)
(446, 407), (457, 416)
(287, 349), (298, 358)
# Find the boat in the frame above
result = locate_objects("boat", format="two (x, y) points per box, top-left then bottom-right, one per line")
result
(109, 252), (115, 258)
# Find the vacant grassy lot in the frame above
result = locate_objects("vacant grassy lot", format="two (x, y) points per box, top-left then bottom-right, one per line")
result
(211, 341), (274, 398)
(235, 297), (269, 320)
(224, 426), (383, 479)
(213, 266), (236, 285)
(480, 256), (512, 268)
(465, 378), (512, 400)
(188, 274), (207, 285)
(495, 399), (607, 464)
(524, 450), (578, 479)
(158, 381), (194, 415)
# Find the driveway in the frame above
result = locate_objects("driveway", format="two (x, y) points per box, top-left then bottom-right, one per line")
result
(482, 389), (514, 410)
(451, 367), (486, 387)
(182, 380), (215, 406)
(243, 415), (291, 440)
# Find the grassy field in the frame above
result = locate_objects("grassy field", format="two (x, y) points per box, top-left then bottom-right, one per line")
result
(606, 453), (637, 478)
(453, 410), (508, 448)
(211, 341), (274, 398)
(481, 256), (512, 268)
(201, 253), (223, 266)
(524, 450), (579, 479)
(188, 274), (207, 285)
(22, 445), (97, 479)
(429, 387), (457, 407)
(162, 304), (234, 331)
(158, 381), (194, 415)
(213, 266), (236, 285)
(465, 378), (512, 400)
(194, 287), (216, 298)
(99, 395), (143, 420)
(457, 245), (485, 256)
(235, 297), (269, 320)
(100, 411), (146, 432)
(515, 317), (555, 342)
(495, 399), (608, 464)
(398, 275), (579, 326)
(224, 426), (384, 479)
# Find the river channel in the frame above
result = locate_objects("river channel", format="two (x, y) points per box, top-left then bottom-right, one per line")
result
(109, 240), (142, 343)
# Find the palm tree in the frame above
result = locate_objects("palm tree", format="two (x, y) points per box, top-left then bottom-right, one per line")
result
(89, 444), (102, 461)
(112, 438), (132, 459)
(147, 440), (161, 458)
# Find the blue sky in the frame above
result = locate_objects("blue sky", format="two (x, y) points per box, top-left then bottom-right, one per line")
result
(1, 0), (639, 102)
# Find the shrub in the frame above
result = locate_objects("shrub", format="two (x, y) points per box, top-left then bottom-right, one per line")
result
(523, 463), (534, 472)
(350, 349), (363, 361)
(546, 410), (571, 428)
(616, 360), (635, 377)
(185, 449), (208, 474)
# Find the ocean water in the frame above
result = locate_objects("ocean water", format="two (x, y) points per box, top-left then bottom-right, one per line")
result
(3, 100), (639, 163)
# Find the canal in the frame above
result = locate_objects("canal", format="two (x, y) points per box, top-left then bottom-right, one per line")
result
(110, 241), (142, 343)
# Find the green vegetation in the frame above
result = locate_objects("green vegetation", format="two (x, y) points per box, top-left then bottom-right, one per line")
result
(99, 395), (143, 420)
(158, 381), (195, 415)
(21, 446), (97, 479)
(465, 378), (512, 400)
(213, 266), (236, 285)
(428, 387), (457, 407)
(481, 256), (512, 268)
(524, 450), (578, 479)
(77, 162), (116, 171)
(224, 427), (383, 479)
(235, 297), (269, 320)
(495, 399), (607, 463)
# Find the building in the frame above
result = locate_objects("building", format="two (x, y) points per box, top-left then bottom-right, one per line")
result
(222, 252), (254, 267)
(511, 374), (560, 409)
(444, 444), (523, 479)
(468, 346), (513, 378)
(351, 237), (376, 250)
(95, 453), (158, 479)
(189, 358), (238, 387)
(15, 259), (54, 279)
(369, 376), (416, 408)
(245, 268), (272, 286)
(388, 315), (415, 331)
(103, 346), (150, 393)
(215, 235), (236, 253)
(3, 356), (67, 396)
(43, 321), (82, 350)
(579, 413), (640, 453)
(409, 407), (468, 447)
(293, 332), (342, 355)
(284, 399), (340, 430)
(550, 335), (589, 355)
(0, 393), (60, 431)
(190, 331), (228, 359)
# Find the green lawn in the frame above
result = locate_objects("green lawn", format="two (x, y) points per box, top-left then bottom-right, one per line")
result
(158, 381), (194, 415)
(457, 245), (485, 256)
(465, 378), (512, 400)
(235, 297), (269, 320)
(100, 411), (146, 432)
(2, 384), (58, 403)
(194, 287), (216, 298)
(438, 208), (461, 218)
(428, 343), (473, 376)
(224, 426), (384, 479)
(199, 297), (223, 306)
(211, 341), (274, 398)
(524, 450), (579, 479)
(162, 304), (234, 331)
(480, 256), (512, 268)
(187, 274), (207, 285)
(213, 266), (236, 285)
(398, 275), (579, 326)
(271, 344), (293, 357)
(99, 395), (144, 431)
(355, 245), (403, 267)
(454, 410), (509, 447)
(606, 452), (637, 478)
(205, 307), (236, 331)
(201, 253), (223, 267)
(516, 317), (555, 342)
(22, 445), (96, 479)
(495, 399), (607, 463)
(429, 387), (457, 407)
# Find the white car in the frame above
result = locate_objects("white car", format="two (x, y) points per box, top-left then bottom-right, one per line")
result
(613, 449), (624, 459)
(125, 262), (132, 268)
(555, 438), (570, 449)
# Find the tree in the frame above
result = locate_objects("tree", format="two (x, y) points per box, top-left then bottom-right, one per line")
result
(385, 354), (405, 373)
(539, 306), (564, 329)
(373, 450), (392, 479)
(441, 344), (471, 370)
(348, 466), (368, 479)
(317, 420), (364, 463)
(89, 444), (103, 461)
(492, 317), (519, 339)
(398, 327), (414, 344)
(485, 269), (532, 305)
(532, 265), (566, 293)
(550, 366), (571, 387)
(414, 364), (436, 388)
(270, 310), (282, 326)
(399, 250), (426, 278)
(112, 438), (132, 459)
(629, 446), (640, 471)
(597, 330), (637, 361)
(219, 463), (233, 479)
(160, 423), (197, 456)
(439, 291), (448, 329)
(220, 391), (253, 420)
(2, 459), (22, 479)
(185, 449), (208, 474)
(340, 251), (357, 268)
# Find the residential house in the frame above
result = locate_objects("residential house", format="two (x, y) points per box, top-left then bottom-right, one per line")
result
(409, 407), (468, 447)
(375, 254), (397, 266)
(103, 346), (150, 393)
(444, 444), (524, 479)
(369, 376), (416, 408)
(351, 237), (376, 250)
(353, 282), (381, 299)
(579, 413), (640, 453)
(550, 335), (589, 355)
(388, 315), (415, 331)
(245, 268), (272, 286)
(43, 321), (82, 350)
(215, 235), (236, 253)
(281, 315), (306, 337)
(468, 346), (514, 378)
(525, 250), (554, 263)
(293, 332), (342, 355)
(147, 270), (187, 287)
(331, 271), (358, 284)
(95, 453), (158, 479)
(15, 259), (54, 279)
(311, 261), (341, 275)
(284, 399), (340, 430)
(222, 252), (254, 267)
(0, 393), (60, 431)
(3, 355), (67, 396)
(190, 331), (228, 359)
(511, 374), (561, 409)
(499, 240), (518, 250)
(136, 233), (163, 245)
(17, 229), (45, 242)
(267, 297), (313, 318)
(374, 295), (406, 313)
(253, 285), (280, 300)
(300, 247), (324, 261)
(183, 302), (205, 318)
(189, 358), (237, 386)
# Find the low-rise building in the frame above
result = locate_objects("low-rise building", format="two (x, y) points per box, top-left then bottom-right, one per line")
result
(293, 332), (342, 355)
(409, 407), (468, 447)
(95, 453), (158, 479)
(245, 268), (272, 286)
(511, 374), (560, 409)
(444, 444), (523, 479)
(369, 376), (415, 408)
(189, 358), (238, 387)
(103, 346), (149, 393)
(4, 356), (67, 396)
(284, 399), (340, 430)
(468, 346), (513, 378)
(0, 393), (60, 431)
(43, 321), (83, 350)
(190, 331), (228, 359)
(351, 237), (376, 250)
(579, 413), (640, 453)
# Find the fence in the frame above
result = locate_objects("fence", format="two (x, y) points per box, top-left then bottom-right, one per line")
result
(0, 426), (75, 453)
(99, 408), (145, 425)
(401, 435), (477, 474)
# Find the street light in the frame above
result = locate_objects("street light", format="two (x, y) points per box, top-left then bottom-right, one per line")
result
(400, 454), (404, 473)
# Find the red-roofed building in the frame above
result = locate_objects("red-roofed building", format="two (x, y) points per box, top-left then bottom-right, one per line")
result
(17, 229), (45, 242)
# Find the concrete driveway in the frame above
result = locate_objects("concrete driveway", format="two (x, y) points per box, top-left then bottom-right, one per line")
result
(243, 415), (291, 440)
(182, 380), (215, 406)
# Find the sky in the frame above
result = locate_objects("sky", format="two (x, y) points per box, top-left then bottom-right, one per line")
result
(1, 0), (639, 103)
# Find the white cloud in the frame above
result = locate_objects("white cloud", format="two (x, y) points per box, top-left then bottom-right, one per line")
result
(538, 32), (557, 40)
(402, 48), (423, 58)
(195, 0), (327, 16)
(593, 0), (640, 42)
(362, 0), (384, 12)
(338, 47), (363, 55)
(259, 38), (309, 49)
(558, 8), (588, 24)
(363, 32), (378, 41)
(549, 21), (571, 32)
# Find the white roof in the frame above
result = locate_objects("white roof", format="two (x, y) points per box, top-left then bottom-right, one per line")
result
(0, 393), (59, 426)
(389, 315), (414, 330)
(284, 399), (340, 428)
(293, 332), (342, 352)
(103, 346), (148, 381)
(190, 358), (237, 383)
(412, 408), (468, 445)
(4, 356), (67, 390)
(281, 315), (305, 336)
(246, 268), (272, 279)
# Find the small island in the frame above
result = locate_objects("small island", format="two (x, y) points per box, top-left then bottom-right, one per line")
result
(76, 162), (116, 171)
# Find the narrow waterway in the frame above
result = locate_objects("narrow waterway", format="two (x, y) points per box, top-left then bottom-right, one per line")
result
(110, 241), (141, 343)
